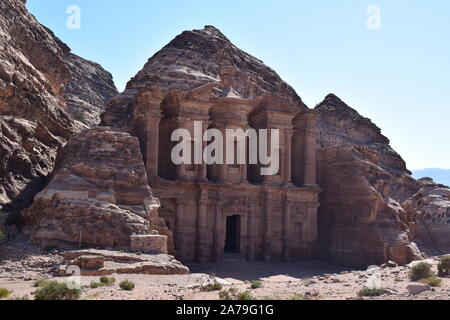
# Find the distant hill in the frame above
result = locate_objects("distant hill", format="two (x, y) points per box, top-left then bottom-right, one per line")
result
(412, 168), (450, 187)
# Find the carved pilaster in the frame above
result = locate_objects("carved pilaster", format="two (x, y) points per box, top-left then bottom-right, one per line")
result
(282, 198), (291, 261)
(214, 202), (223, 262)
(263, 193), (272, 262)
(284, 129), (293, 185)
(196, 189), (208, 263)
(303, 113), (319, 187)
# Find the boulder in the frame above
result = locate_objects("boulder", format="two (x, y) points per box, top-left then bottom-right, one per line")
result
(22, 128), (173, 253)
(60, 249), (189, 276)
(407, 283), (431, 295)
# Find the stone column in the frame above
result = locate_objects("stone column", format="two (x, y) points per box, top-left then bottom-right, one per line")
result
(196, 189), (208, 263)
(146, 112), (162, 179)
(247, 202), (257, 261)
(198, 120), (209, 182)
(282, 199), (291, 261)
(214, 202), (223, 262)
(175, 199), (184, 256)
(303, 114), (319, 187)
(175, 118), (188, 180)
(218, 126), (228, 183)
(283, 129), (293, 185)
(263, 193), (272, 262)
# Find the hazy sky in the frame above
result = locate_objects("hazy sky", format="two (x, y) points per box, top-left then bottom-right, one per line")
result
(27, 0), (449, 170)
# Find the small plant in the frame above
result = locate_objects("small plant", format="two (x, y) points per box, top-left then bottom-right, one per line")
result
(100, 276), (116, 286)
(202, 275), (223, 292)
(219, 288), (237, 300)
(34, 279), (50, 288)
(90, 282), (102, 289)
(218, 288), (253, 300)
(0, 230), (3, 240)
(119, 280), (135, 291)
(357, 287), (386, 297)
(438, 256), (450, 276)
(420, 276), (442, 287)
(236, 291), (254, 300)
(250, 280), (262, 289)
(409, 262), (434, 281)
(289, 294), (305, 300)
(34, 281), (81, 300)
(0, 288), (11, 299)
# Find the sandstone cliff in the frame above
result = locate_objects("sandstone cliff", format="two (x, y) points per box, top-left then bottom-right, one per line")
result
(22, 127), (173, 253)
(403, 178), (450, 256)
(316, 94), (422, 266)
(0, 0), (117, 208)
(102, 25), (308, 129)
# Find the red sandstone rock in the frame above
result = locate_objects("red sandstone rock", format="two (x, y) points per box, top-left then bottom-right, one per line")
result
(316, 94), (421, 266)
(22, 127), (173, 253)
(0, 0), (117, 208)
(403, 178), (450, 256)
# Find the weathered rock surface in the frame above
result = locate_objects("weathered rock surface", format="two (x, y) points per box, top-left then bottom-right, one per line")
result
(22, 127), (173, 253)
(63, 52), (117, 127)
(102, 25), (308, 129)
(58, 249), (189, 276)
(0, 0), (116, 208)
(403, 178), (450, 256)
(316, 94), (421, 266)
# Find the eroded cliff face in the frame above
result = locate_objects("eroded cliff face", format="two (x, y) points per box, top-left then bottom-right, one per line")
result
(403, 178), (450, 256)
(101, 25), (308, 130)
(316, 94), (421, 266)
(22, 128), (173, 253)
(0, 0), (117, 208)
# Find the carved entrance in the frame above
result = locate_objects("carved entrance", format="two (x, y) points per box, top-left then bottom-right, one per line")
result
(224, 215), (241, 253)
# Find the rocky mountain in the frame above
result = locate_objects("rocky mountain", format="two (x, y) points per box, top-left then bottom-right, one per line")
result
(316, 94), (422, 266)
(102, 25), (307, 129)
(0, 0), (117, 209)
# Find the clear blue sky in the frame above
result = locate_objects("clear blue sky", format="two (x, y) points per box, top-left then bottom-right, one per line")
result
(27, 0), (450, 170)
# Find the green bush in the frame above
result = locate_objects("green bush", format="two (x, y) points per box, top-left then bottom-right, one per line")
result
(100, 276), (116, 286)
(202, 275), (223, 292)
(119, 280), (135, 291)
(420, 276), (442, 287)
(34, 281), (81, 300)
(289, 294), (305, 300)
(218, 288), (253, 300)
(250, 280), (262, 289)
(357, 287), (386, 297)
(409, 262), (434, 281)
(438, 256), (450, 276)
(34, 279), (50, 288)
(236, 291), (254, 300)
(219, 288), (237, 301)
(90, 282), (102, 289)
(0, 288), (11, 299)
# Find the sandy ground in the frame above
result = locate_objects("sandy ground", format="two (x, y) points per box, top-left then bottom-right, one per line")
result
(1, 259), (449, 300)
(0, 234), (449, 300)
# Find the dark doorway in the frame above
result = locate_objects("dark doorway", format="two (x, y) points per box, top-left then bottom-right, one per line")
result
(224, 215), (241, 253)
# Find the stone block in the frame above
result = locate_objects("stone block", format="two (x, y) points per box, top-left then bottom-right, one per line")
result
(130, 235), (168, 254)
